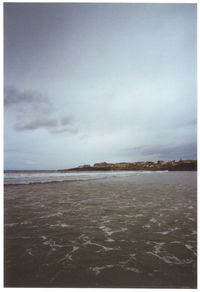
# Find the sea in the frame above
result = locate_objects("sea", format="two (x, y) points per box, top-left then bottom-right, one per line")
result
(4, 170), (197, 288)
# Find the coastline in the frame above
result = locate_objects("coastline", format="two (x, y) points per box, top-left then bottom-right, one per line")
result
(59, 159), (197, 172)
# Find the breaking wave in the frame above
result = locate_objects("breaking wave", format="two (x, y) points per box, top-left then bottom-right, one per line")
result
(4, 170), (168, 185)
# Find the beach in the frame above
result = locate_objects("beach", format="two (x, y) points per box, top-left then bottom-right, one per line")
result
(4, 171), (197, 288)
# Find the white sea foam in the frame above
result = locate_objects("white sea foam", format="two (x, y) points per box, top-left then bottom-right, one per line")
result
(185, 244), (193, 250)
(40, 212), (63, 218)
(130, 253), (136, 259)
(126, 267), (140, 273)
(72, 246), (80, 253)
(89, 266), (104, 275)
(162, 255), (182, 264)
(156, 227), (179, 235)
(120, 253), (136, 265)
(99, 225), (128, 239)
(105, 238), (115, 242)
(89, 265), (114, 275)
(157, 231), (170, 235)
(147, 240), (194, 265)
(154, 242), (165, 254)
(5, 223), (18, 227)
(26, 249), (33, 256)
(83, 239), (116, 252)
(99, 225), (114, 236)
(43, 240), (65, 251)
(4, 169), (169, 184)
(49, 223), (73, 228)
(58, 246), (80, 263)
(41, 236), (47, 240)
(150, 218), (157, 223)
(135, 214), (143, 218)
(21, 221), (31, 225)
(185, 244), (197, 255)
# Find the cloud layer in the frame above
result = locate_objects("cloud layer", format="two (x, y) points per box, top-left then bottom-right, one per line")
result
(123, 142), (197, 161)
(4, 3), (197, 169)
(4, 86), (51, 107)
(5, 86), (76, 134)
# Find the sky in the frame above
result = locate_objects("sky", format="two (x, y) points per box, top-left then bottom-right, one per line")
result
(4, 3), (197, 170)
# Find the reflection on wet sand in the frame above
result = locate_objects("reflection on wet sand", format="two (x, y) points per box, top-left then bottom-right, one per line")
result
(4, 171), (197, 288)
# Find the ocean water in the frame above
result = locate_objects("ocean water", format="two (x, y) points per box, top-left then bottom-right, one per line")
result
(4, 171), (197, 288)
(4, 170), (168, 184)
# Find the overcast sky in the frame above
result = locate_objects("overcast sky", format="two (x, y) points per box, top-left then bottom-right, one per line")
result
(4, 3), (197, 170)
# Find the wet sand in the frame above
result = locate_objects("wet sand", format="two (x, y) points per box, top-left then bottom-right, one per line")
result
(4, 171), (197, 288)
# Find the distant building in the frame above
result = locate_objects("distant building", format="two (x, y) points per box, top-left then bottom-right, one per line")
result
(115, 162), (129, 168)
(78, 164), (91, 168)
(94, 162), (109, 168)
(181, 160), (196, 164)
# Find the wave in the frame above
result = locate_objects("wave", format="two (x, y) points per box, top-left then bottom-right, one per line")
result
(4, 176), (116, 186)
(4, 170), (169, 185)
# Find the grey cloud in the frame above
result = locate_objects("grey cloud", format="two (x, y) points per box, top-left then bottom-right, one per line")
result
(4, 86), (54, 120)
(4, 3), (196, 169)
(5, 86), (77, 135)
(5, 147), (43, 154)
(61, 116), (73, 125)
(174, 119), (197, 129)
(123, 142), (197, 161)
(4, 86), (52, 108)
(14, 118), (58, 131)
(14, 116), (77, 134)
(51, 127), (78, 134)
(184, 119), (197, 127)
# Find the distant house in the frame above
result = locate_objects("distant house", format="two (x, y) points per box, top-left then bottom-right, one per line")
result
(115, 162), (129, 168)
(172, 160), (178, 165)
(145, 161), (155, 168)
(94, 162), (110, 168)
(181, 160), (197, 164)
(78, 164), (91, 168)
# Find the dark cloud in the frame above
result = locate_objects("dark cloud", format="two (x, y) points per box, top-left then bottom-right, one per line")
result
(61, 116), (73, 125)
(4, 86), (52, 109)
(4, 86), (54, 122)
(14, 116), (76, 134)
(14, 118), (58, 131)
(123, 142), (197, 161)
(5, 86), (77, 135)
(51, 127), (78, 134)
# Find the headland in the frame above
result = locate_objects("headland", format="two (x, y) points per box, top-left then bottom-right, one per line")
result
(59, 159), (197, 172)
